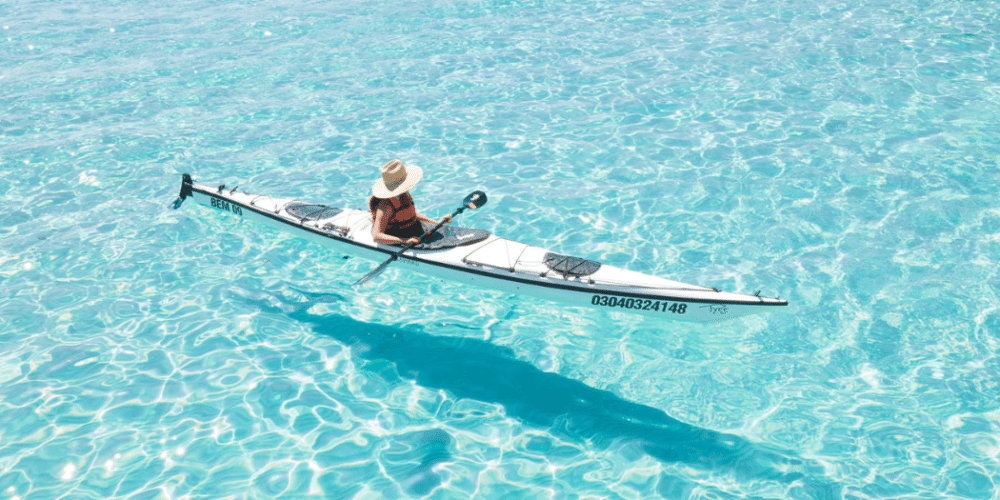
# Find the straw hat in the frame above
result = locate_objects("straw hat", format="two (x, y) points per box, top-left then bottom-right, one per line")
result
(371, 159), (423, 199)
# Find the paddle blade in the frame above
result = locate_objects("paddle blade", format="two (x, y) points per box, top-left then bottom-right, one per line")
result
(463, 190), (488, 209)
(353, 257), (395, 287)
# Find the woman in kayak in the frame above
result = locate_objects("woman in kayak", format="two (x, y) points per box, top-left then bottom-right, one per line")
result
(369, 159), (451, 246)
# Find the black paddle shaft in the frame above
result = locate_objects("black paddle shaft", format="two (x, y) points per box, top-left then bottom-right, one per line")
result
(353, 191), (487, 287)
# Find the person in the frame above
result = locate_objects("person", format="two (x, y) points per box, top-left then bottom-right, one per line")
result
(369, 159), (451, 246)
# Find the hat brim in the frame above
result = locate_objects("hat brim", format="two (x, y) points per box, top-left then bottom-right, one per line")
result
(372, 164), (423, 199)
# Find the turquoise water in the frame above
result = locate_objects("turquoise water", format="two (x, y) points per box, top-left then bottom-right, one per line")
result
(2, 0), (999, 497)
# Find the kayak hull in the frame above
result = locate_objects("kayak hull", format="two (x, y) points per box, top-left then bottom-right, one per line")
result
(180, 178), (787, 323)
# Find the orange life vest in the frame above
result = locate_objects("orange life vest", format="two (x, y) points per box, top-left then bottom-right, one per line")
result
(369, 193), (422, 238)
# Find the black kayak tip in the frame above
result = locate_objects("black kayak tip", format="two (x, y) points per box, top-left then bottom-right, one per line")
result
(170, 173), (194, 210)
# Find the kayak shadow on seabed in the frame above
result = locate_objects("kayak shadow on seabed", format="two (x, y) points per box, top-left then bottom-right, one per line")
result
(261, 290), (841, 499)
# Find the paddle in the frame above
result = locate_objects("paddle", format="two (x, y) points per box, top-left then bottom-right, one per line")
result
(353, 190), (488, 287)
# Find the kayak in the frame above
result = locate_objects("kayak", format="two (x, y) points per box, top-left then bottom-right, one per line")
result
(171, 174), (787, 322)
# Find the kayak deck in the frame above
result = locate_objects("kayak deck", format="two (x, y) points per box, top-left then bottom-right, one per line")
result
(177, 176), (787, 323)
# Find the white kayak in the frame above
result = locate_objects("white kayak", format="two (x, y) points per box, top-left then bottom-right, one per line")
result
(172, 174), (787, 323)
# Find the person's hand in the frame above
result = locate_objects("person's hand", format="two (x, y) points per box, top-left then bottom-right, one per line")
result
(405, 237), (421, 246)
(441, 214), (452, 225)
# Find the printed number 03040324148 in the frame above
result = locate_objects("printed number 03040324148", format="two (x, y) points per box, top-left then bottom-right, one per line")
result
(591, 295), (687, 314)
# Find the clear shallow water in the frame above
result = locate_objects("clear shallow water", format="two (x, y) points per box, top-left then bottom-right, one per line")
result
(2, 0), (999, 497)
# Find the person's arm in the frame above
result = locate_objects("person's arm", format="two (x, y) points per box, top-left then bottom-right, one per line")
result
(372, 202), (420, 246)
(414, 210), (451, 226)
(408, 194), (452, 226)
